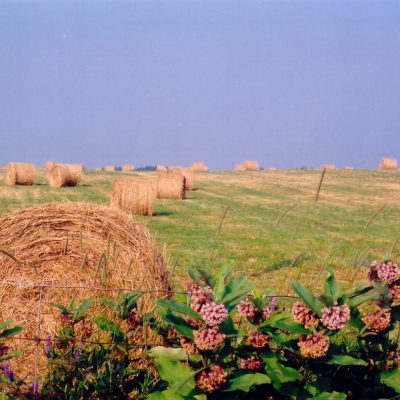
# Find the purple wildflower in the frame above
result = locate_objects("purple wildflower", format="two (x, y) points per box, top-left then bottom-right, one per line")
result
(1, 363), (14, 382)
(199, 302), (228, 327)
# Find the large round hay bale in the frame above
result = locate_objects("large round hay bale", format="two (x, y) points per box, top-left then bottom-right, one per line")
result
(48, 164), (81, 187)
(111, 178), (155, 215)
(6, 162), (37, 185)
(157, 173), (185, 199)
(0, 202), (169, 377)
(243, 160), (259, 171)
(121, 164), (135, 172)
(380, 158), (398, 171)
(191, 162), (208, 172)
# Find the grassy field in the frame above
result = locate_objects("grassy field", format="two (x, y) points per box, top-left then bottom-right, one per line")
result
(1, 167), (399, 294)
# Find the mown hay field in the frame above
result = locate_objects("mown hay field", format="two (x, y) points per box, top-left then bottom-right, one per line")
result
(0, 167), (399, 294)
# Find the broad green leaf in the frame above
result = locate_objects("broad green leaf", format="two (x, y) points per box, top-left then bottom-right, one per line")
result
(0, 349), (23, 362)
(214, 264), (233, 302)
(323, 268), (340, 303)
(380, 367), (400, 393)
(93, 317), (124, 341)
(344, 283), (373, 298)
(0, 321), (18, 331)
(263, 354), (301, 390)
(312, 392), (346, 399)
(220, 276), (254, 310)
(157, 299), (202, 320)
(155, 308), (194, 339)
(269, 319), (310, 334)
(0, 326), (24, 338)
(74, 298), (93, 321)
(347, 291), (379, 308)
(224, 373), (271, 392)
(154, 357), (195, 396)
(326, 355), (367, 366)
(291, 281), (321, 316)
(148, 346), (188, 361)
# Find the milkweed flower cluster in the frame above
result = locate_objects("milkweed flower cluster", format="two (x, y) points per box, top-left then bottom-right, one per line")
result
(196, 365), (227, 393)
(199, 302), (228, 327)
(238, 356), (264, 371)
(237, 297), (277, 322)
(298, 333), (330, 359)
(247, 332), (270, 349)
(193, 327), (226, 351)
(188, 284), (213, 313)
(321, 303), (350, 330)
(362, 308), (391, 332)
(292, 301), (319, 328)
(368, 261), (399, 284)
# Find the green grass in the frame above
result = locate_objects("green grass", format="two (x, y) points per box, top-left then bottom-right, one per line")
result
(1, 168), (399, 293)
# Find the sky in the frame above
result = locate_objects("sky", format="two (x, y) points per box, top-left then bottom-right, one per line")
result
(0, 0), (399, 170)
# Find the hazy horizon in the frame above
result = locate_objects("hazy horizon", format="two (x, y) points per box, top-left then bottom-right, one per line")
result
(1, 0), (399, 170)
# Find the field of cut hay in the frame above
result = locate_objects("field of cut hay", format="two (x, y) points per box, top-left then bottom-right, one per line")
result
(0, 167), (400, 294)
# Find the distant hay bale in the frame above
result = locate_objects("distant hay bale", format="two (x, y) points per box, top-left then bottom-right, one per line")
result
(343, 166), (354, 170)
(168, 167), (193, 190)
(243, 160), (259, 171)
(157, 173), (185, 199)
(380, 158), (398, 171)
(111, 178), (155, 216)
(63, 163), (85, 173)
(104, 165), (116, 171)
(321, 164), (336, 170)
(156, 165), (167, 172)
(268, 167), (278, 171)
(94, 167), (103, 171)
(121, 164), (135, 172)
(191, 162), (208, 172)
(44, 161), (55, 171)
(6, 162), (37, 185)
(0, 202), (169, 377)
(234, 164), (246, 172)
(48, 164), (81, 187)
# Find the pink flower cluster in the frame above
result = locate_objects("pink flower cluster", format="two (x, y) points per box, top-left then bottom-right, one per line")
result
(196, 365), (227, 393)
(247, 332), (270, 349)
(321, 304), (350, 330)
(362, 308), (391, 332)
(237, 298), (258, 320)
(194, 327), (226, 351)
(199, 302), (228, 327)
(188, 283), (213, 313)
(238, 356), (264, 371)
(237, 297), (276, 322)
(390, 284), (400, 300)
(298, 333), (330, 359)
(368, 261), (399, 284)
(292, 302), (318, 328)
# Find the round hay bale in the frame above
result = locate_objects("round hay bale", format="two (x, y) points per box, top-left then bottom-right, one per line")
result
(157, 173), (185, 199)
(321, 164), (336, 170)
(64, 163), (85, 173)
(243, 160), (259, 171)
(6, 162), (37, 185)
(234, 164), (246, 172)
(156, 165), (167, 172)
(104, 165), (116, 172)
(111, 178), (155, 216)
(168, 168), (193, 190)
(48, 164), (81, 187)
(0, 202), (169, 377)
(191, 162), (208, 172)
(380, 158), (398, 171)
(121, 164), (135, 172)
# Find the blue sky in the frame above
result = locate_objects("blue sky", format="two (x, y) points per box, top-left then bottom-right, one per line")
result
(0, 0), (399, 169)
